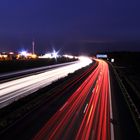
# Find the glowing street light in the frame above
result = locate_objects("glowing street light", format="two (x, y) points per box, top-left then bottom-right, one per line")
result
(52, 49), (59, 59)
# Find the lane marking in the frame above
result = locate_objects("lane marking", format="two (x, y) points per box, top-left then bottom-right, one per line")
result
(83, 103), (88, 114)
(59, 102), (68, 111)
(108, 68), (115, 140)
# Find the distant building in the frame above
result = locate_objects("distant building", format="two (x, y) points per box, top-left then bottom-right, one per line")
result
(0, 52), (17, 60)
(0, 51), (37, 60)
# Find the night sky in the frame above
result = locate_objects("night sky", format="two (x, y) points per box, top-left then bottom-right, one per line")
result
(0, 0), (140, 54)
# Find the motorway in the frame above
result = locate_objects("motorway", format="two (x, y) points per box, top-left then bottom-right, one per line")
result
(0, 57), (92, 108)
(0, 59), (114, 140)
(33, 59), (114, 140)
(1, 58), (139, 140)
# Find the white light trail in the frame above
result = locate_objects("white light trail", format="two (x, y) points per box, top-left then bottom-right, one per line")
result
(0, 57), (92, 108)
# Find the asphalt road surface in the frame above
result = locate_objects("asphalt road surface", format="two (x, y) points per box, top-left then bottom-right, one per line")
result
(1, 59), (138, 140)
(33, 59), (113, 140)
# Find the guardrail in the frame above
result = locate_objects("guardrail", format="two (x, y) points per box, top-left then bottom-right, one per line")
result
(110, 63), (140, 135)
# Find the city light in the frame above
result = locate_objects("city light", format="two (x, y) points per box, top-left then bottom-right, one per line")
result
(20, 51), (28, 56)
(17, 50), (37, 59)
(39, 49), (60, 59)
(52, 49), (59, 59)
(63, 54), (74, 59)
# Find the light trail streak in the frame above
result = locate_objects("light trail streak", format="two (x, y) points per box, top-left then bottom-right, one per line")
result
(33, 60), (113, 140)
(0, 58), (92, 108)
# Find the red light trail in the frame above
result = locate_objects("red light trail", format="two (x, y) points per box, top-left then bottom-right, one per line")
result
(33, 60), (114, 140)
